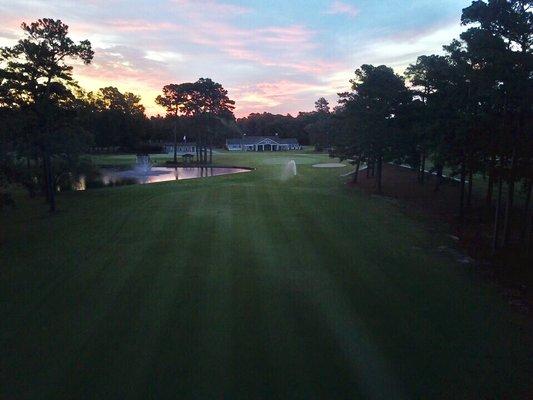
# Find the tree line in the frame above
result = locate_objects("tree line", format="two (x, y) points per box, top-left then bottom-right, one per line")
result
(331, 0), (531, 255)
(236, 98), (333, 151)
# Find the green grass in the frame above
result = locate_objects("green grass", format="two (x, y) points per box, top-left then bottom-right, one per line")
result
(1, 151), (530, 399)
(422, 160), (529, 207)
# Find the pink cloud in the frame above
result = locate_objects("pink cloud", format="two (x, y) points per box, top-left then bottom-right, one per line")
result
(72, 45), (175, 95)
(259, 26), (316, 47)
(107, 20), (181, 32)
(68, 17), (347, 116)
(171, 0), (252, 16)
(0, 5), (349, 118)
(326, 1), (359, 18)
(230, 79), (337, 117)
(174, 21), (340, 75)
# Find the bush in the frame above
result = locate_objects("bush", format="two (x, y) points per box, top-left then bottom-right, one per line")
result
(135, 144), (163, 154)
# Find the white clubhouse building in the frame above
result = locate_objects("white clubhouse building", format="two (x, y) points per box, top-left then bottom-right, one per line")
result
(226, 136), (300, 151)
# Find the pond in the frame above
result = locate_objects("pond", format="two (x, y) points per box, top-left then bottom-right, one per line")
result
(75, 166), (251, 190)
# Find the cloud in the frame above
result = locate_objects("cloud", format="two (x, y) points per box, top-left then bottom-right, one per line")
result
(0, 30), (18, 47)
(231, 79), (338, 116)
(176, 21), (338, 75)
(357, 23), (463, 70)
(107, 20), (181, 32)
(170, 0), (252, 16)
(1, 0), (466, 118)
(0, 1), (343, 117)
(144, 50), (185, 63)
(72, 45), (180, 116)
(326, 1), (359, 18)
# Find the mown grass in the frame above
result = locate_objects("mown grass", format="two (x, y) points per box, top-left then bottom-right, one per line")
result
(1, 150), (530, 399)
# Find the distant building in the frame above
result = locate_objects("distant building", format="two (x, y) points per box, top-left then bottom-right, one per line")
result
(164, 142), (196, 155)
(226, 136), (300, 151)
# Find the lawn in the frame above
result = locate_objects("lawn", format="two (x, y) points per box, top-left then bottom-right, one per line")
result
(1, 151), (530, 399)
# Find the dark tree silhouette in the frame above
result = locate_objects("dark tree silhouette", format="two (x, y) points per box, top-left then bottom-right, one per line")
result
(331, 2), (530, 260)
(314, 97), (330, 113)
(88, 87), (146, 150)
(156, 78), (236, 164)
(339, 65), (410, 193)
(460, 0), (532, 250)
(0, 18), (93, 211)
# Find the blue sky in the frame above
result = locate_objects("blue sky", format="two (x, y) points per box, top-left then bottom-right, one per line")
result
(0, 0), (471, 116)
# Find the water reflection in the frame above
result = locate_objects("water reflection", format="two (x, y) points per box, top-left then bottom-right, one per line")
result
(73, 176), (86, 191)
(78, 166), (250, 190)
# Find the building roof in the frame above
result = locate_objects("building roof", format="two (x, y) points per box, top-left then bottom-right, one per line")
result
(226, 136), (299, 145)
(277, 138), (299, 144)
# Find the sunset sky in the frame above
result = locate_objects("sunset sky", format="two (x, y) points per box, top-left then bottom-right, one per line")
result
(0, 0), (470, 117)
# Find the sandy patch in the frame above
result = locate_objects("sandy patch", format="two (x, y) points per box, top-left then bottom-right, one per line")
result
(312, 163), (346, 168)
(262, 156), (321, 165)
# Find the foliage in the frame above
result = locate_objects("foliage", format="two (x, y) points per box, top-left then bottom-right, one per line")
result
(236, 104), (334, 146)
(156, 78), (238, 153)
(85, 86), (147, 149)
(314, 97), (330, 113)
(332, 0), (532, 252)
(336, 65), (410, 191)
(0, 18), (94, 210)
(156, 78), (235, 118)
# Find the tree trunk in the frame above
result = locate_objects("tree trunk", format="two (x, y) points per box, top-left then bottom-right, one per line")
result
(366, 158), (371, 178)
(486, 155), (495, 208)
(467, 170), (473, 208)
(173, 121), (178, 164)
(503, 154), (516, 248)
(376, 154), (382, 194)
(459, 161), (466, 222)
(434, 164), (443, 192)
(526, 212), (533, 257)
(492, 171), (503, 253)
(45, 150), (56, 212)
(209, 145), (213, 164)
(521, 179), (532, 244)
(42, 154), (50, 201)
(352, 159), (361, 183)
(420, 152), (426, 184)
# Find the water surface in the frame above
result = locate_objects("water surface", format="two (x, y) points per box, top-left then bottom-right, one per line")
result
(77, 166), (251, 190)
